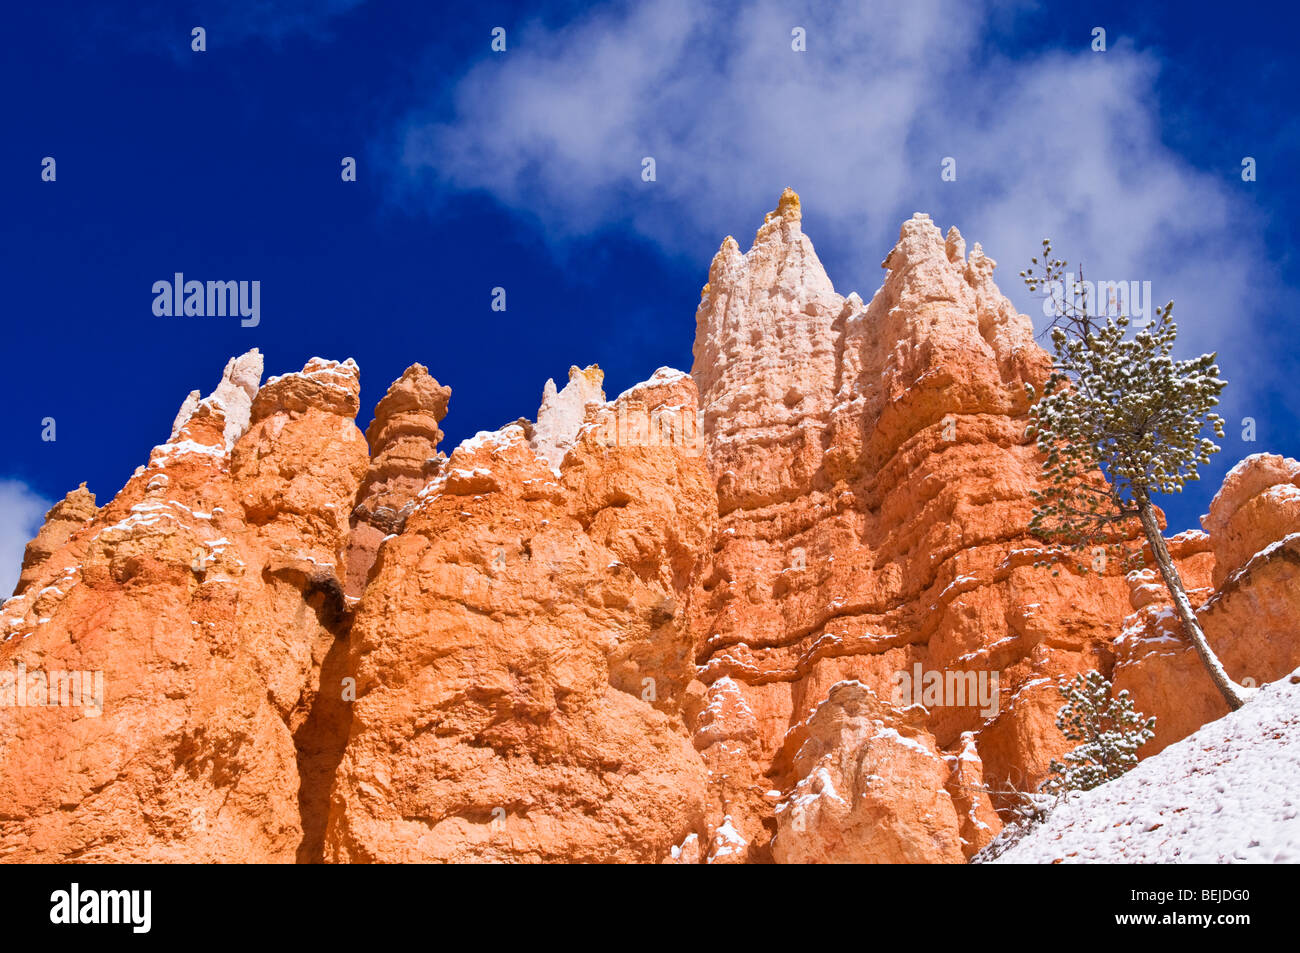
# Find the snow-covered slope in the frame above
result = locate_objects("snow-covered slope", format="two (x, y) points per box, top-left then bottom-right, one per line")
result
(992, 668), (1300, 863)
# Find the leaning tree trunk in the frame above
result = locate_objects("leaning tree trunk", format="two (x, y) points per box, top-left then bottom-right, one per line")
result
(1134, 495), (1245, 711)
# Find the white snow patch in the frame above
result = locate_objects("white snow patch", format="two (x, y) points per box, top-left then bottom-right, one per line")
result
(149, 439), (227, 467)
(614, 366), (689, 402)
(457, 425), (527, 456)
(707, 815), (747, 863)
(873, 726), (936, 758)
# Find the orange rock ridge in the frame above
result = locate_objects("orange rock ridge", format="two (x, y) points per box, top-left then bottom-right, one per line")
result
(2, 193), (1297, 863)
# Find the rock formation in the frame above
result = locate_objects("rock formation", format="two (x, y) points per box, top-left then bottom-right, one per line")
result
(344, 364), (452, 596)
(685, 193), (1132, 859)
(0, 354), (368, 861)
(2, 191), (1297, 863)
(531, 364), (606, 469)
(769, 680), (968, 864)
(324, 369), (714, 862)
(683, 193), (1297, 861)
(1115, 454), (1300, 754)
(12, 484), (98, 597)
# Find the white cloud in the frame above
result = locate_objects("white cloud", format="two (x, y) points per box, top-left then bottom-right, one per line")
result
(0, 481), (51, 598)
(401, 0), (1280, 400)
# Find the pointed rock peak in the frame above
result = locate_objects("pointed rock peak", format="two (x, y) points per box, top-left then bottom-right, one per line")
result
(763, 188), (802, 225)
(167, 347), (265, 450)
(10, 482), (101, 597)
(365, 363), (452, 448)
(945, 226), (966, 264)
(754, 188), (805, 245)
(964, 241), (999, 285)
(532, 363), (606, 468)
(169, 391), (202, 440)
(881, 212), (948, 272)
(704, 236), (744, 292)
(210, 348), (264, 449)
(704, 189), (836, 304)
(220, 348), (265, 401)
(568, 363), (605, 389)
(252, 356), (361, 423)
(50, 482), (98, 521)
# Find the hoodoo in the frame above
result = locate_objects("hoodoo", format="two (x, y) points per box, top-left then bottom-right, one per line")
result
(3, 193), (1298, 863)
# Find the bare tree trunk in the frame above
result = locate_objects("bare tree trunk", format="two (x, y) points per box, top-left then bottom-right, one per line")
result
(1135, 496), (1245, 711)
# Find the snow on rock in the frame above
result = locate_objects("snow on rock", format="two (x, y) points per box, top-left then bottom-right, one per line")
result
(415, 425), (529, 504)
(455, 424), (529, 458)
(251, 356), (361, 421)
(707, 815), (748, 864)
(992, 667), (1300, 864)
(614, 366), (690, 402)
(263, 356), (356, 390)
(664, 832), (701, 864)
(693, 675), (759, 749)
(149, 438), (228, 468)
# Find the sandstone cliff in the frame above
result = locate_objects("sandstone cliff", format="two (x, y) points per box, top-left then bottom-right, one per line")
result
(0, 352), (368, 861)
(2, 192), (1295, 863)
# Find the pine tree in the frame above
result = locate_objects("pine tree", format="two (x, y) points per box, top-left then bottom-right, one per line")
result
(1020, 243), (1250, 711)
(1044, 671), (1155, 794)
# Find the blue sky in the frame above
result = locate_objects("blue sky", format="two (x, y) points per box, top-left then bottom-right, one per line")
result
(3, 0), (1298, 591)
